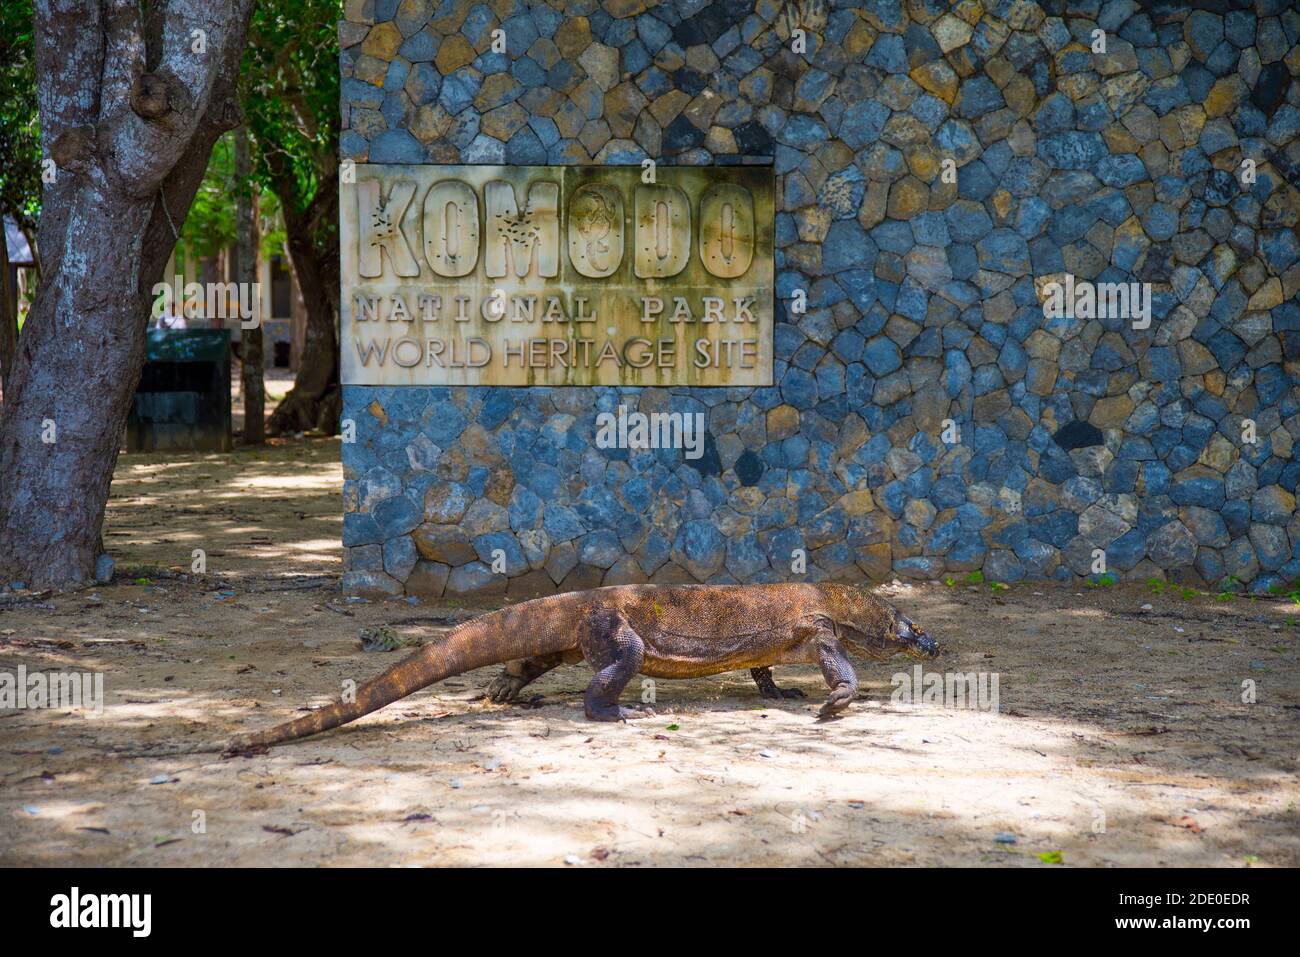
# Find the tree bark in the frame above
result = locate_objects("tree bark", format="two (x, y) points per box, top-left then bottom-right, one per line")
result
(265, 170), (341, 437)
(235, 127), (263, 445)
(0, 0), (254, 589)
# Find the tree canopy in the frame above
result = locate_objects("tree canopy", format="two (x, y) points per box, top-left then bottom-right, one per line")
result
(0, 0), (42, 238)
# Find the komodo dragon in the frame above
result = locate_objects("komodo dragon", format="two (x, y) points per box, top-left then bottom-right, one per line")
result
(155, 582), (938, 755)
(220, 579), (935, 748)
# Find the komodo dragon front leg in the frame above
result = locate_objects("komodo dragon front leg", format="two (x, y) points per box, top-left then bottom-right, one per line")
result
(750, 667), (807, 699)
(806, 618), (859, 719)
(578, 607), (656, 721)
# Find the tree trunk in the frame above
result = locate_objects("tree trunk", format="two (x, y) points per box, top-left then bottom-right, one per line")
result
(235, 128), (264, 445)
(0, 0), (254, 590)
(266, 180), (341, 437)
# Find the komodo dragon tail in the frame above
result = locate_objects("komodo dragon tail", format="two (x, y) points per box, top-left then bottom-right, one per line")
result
(234, 598), (577, 750)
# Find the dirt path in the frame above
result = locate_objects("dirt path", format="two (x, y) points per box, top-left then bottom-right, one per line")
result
(1, 439), (1297, 867)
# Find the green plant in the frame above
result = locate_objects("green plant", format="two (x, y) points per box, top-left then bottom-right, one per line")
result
(990, 581), (1009, 592)
(965, 570), (984, 585)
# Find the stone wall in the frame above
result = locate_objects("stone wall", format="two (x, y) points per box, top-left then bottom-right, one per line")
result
(338, 0), (1300, 601)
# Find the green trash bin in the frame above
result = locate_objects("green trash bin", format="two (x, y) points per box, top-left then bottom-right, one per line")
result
(127, 329), (232, 452)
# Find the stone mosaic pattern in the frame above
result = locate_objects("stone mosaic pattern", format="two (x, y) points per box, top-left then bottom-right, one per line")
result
(338, 0), (1300, 601)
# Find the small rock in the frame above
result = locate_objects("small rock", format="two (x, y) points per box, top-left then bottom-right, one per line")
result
(564, 854), (582, 866)
(994, 832), (1018, 844)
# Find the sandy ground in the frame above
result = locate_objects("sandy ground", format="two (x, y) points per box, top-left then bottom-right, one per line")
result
(1, 436), (1297, 868)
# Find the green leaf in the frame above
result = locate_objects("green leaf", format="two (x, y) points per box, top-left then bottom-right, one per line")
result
(1038, 850), (1064, 864)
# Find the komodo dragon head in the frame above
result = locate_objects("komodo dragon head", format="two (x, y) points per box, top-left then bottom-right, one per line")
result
(821, 584), (940, 661)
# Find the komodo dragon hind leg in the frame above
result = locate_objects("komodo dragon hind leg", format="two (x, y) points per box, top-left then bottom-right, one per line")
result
(486, 654), (564, 703)
(578, 607), (656, 722)
(750, 667), (807, 700)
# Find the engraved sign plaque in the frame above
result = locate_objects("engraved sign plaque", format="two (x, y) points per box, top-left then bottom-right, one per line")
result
(340, 165), (775, 387)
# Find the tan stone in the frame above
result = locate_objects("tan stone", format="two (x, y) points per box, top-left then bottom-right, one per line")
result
(767, 404), (801, 441)
(855, 542), (892, 580)
(1102, 125), (1140, 154)
(344, 0), (374, 23)
(1059, 71), (1098, 101)
(685, 43), (720, 75)
(881, 112), (930, 148)
(1198, 433), (1237, 472)
(362, 21), (403, 58)
(409, 103), (452, 143)
(578, 42), (619, 91)
(839, 489), (876, 516)
(843, 19), (877, 58)
(480, 102), (528, 140)
(857, 180), (889, 230)
(475, 74), (517, 112)
(887, 175), (929, 219)
(904, 145), (939, 181)
(1247, 278), (1283, 310)
(604, 82), (647, 138)
(648, 89), (691, 127)
(933, 13), (972, 52)
(406, 560), (450, 598)
(1101, 71), (1150, 115)
(990, 188), (1014, 222)
(354, 54), (388, 87)
(578, 118), (611, 155)
(1204, 77), (1242, 118)
(910, 60), (959, 103)
(682, 89), (722, 129)
(434, 34), (475, 73)
(553, 17), (592, 60)
(1090, 395), (1135, 430)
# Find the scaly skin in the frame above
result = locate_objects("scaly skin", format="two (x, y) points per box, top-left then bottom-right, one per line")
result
(219, 583), (938, 752)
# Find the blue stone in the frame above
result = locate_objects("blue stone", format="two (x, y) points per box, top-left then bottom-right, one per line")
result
(508, 486), (543, 531)
(1170, 474), (1226, 509)
(473, 531), (527, 575)
(578, 530), (623, 569)
(976, 229), (1031, 275)
(780, 367), (819, 409)
(957, 76), (1005, 118)
(543, 504), (585, 543)
(369, 130), (424, 163)
(823, 221), (873, 273)
(372, 494), (422, 539)
(863, 337), (903, 377)
(1037, 132), (1107, 170)
(837, 100), (889, 150)
(1097, 154), (1147, 187)
(865, 33), (907, 73)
